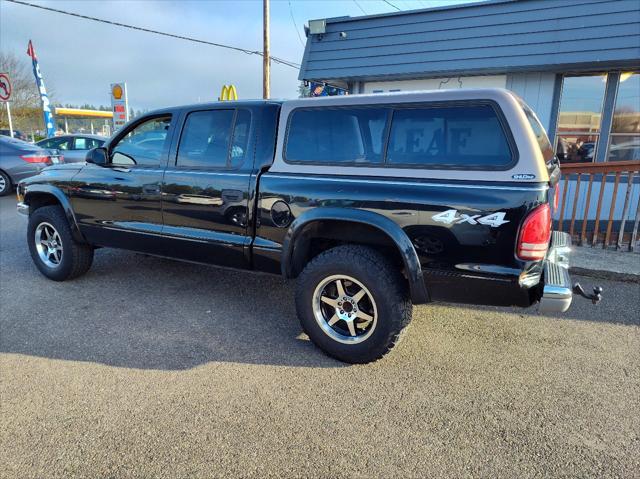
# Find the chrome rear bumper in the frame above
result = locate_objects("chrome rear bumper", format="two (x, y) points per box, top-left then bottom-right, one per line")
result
(539, 231), (573, 314)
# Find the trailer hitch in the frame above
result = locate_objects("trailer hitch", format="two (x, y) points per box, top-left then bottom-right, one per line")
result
(573, 283), (603, 304)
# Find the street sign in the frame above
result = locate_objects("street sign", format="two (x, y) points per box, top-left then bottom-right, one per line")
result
(0, 73), (12, 101)
(111, 82), (129, 130)
(0, 73), (14, 138)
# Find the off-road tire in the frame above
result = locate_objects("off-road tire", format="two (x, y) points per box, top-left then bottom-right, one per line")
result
(0, 170), (11, 196)
(295, 245), (412, 364)
(27, 205), (94, 281)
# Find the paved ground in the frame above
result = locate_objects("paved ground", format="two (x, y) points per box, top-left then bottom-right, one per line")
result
(1, 195), (639, 479)
(571, 244), (640, 281)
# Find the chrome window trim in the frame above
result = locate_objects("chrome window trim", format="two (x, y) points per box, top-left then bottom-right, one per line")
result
(263, 173), (548, 192)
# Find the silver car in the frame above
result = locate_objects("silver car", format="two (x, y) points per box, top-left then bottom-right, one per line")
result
(0, 135), (63, 196)
(36, 134), (106, 163)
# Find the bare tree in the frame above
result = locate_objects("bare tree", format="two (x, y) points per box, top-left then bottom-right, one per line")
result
(0, 52), (44, 134)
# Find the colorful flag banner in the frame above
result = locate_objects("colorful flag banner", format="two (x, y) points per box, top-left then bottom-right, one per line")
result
(310, 82), (348, 97)
(27, 40), (56, 138)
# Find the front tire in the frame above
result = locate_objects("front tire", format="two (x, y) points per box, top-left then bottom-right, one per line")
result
(27, 205), (94, 281)
(295, 245), (412, 364)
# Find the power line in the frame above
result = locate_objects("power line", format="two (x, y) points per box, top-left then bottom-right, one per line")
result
(6, 0), (301, 69)
(288, 0), (305, 47)
(353, 0), (368, 15)
(382, 0), (402, 11)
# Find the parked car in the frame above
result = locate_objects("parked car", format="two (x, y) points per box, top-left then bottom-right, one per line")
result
(16, 89), (602, 363)
(0, 129), (29, 141)
(36, 134), (106, 163)
(0, 136), (63, 196)
(608, 138), (640, 161)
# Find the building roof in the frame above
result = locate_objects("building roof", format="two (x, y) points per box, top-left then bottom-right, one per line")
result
(299, 0), (640, 86)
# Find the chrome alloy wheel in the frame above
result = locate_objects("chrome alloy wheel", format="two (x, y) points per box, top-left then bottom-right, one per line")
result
(312, 274), (378, 344)
(34, 222), (63, 268)
(0, 175), (6, 194)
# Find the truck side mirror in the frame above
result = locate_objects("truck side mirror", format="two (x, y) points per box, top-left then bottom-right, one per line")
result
(86, 147), (108, 165)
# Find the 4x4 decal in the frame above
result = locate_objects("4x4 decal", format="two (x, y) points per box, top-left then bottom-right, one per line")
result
(432, 209), (509, 228)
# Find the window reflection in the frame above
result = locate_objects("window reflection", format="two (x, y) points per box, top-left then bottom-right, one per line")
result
(556, 135), (598, 163)
(555, 74), (607, 163)
(608, 72), (639, 162)
(608, 136), (640, 162)
(612, 72), (640, 134)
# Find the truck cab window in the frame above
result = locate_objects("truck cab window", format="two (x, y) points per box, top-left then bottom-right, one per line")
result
(229, 110), (252, 168)
(177, 110), (235, 168)
(111, 116), (171, 166)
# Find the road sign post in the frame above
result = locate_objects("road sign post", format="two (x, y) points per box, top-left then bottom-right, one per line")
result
(5, 102), (14, 138)
(0, 72), (13, 138)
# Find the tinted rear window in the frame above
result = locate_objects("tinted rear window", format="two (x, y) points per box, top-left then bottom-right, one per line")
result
(284, 102), (514, 169)
(387, 105), (512, 168)
(285, 108), (388, 164)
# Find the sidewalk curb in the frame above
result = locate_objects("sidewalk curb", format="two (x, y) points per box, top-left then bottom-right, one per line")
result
(570, 267), (640, 284)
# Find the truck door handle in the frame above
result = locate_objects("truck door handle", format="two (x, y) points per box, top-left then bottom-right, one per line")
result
(221, 189), (243, 202)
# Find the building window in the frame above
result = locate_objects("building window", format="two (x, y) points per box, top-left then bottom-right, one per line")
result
(607, 72), (640, 162)
(555, 74), (607, 163)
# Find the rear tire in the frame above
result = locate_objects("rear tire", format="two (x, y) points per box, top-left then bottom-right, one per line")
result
(295, 245), (412, 364)
(0, 170), (11, 196)
(27, 205), (94, 281)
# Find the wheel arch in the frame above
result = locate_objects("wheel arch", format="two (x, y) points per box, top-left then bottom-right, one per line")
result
(23, 185), (86, 243)
(281, 208), (429, 304)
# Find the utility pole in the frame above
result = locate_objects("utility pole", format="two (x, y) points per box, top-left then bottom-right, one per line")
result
(263, 0), (270, 99)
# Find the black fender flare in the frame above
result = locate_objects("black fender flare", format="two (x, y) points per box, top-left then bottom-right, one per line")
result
(281, 207), (429, 304)
(23, 184), (86, 243)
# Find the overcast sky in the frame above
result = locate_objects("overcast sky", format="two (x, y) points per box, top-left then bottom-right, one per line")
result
(1, 0), (476, 111)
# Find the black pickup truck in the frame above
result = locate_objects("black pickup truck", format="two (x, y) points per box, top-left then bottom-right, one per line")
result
(17, 89), (601, 363)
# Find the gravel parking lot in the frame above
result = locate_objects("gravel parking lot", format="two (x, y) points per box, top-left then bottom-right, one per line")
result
(1, 195), (639, 478)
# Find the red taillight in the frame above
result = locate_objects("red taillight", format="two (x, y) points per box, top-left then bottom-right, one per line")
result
(517, 204), (551, 261)
(20, 154), (51, 164)
(553, 187), (559, 210)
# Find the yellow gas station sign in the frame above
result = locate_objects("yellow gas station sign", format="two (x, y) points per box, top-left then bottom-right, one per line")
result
(111, 84), (123, 100)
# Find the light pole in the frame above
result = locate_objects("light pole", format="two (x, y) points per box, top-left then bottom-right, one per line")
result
(263, 0), (270, 99)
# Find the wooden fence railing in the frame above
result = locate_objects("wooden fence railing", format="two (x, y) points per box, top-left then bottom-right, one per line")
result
(556, 160), (640, 251)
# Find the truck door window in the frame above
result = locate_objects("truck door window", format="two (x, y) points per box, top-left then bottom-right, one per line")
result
(229, 110), (252, 168)
(387, 105), (513, 168)
(111, 116), (171, 166)
(177, 109), (235, 169)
